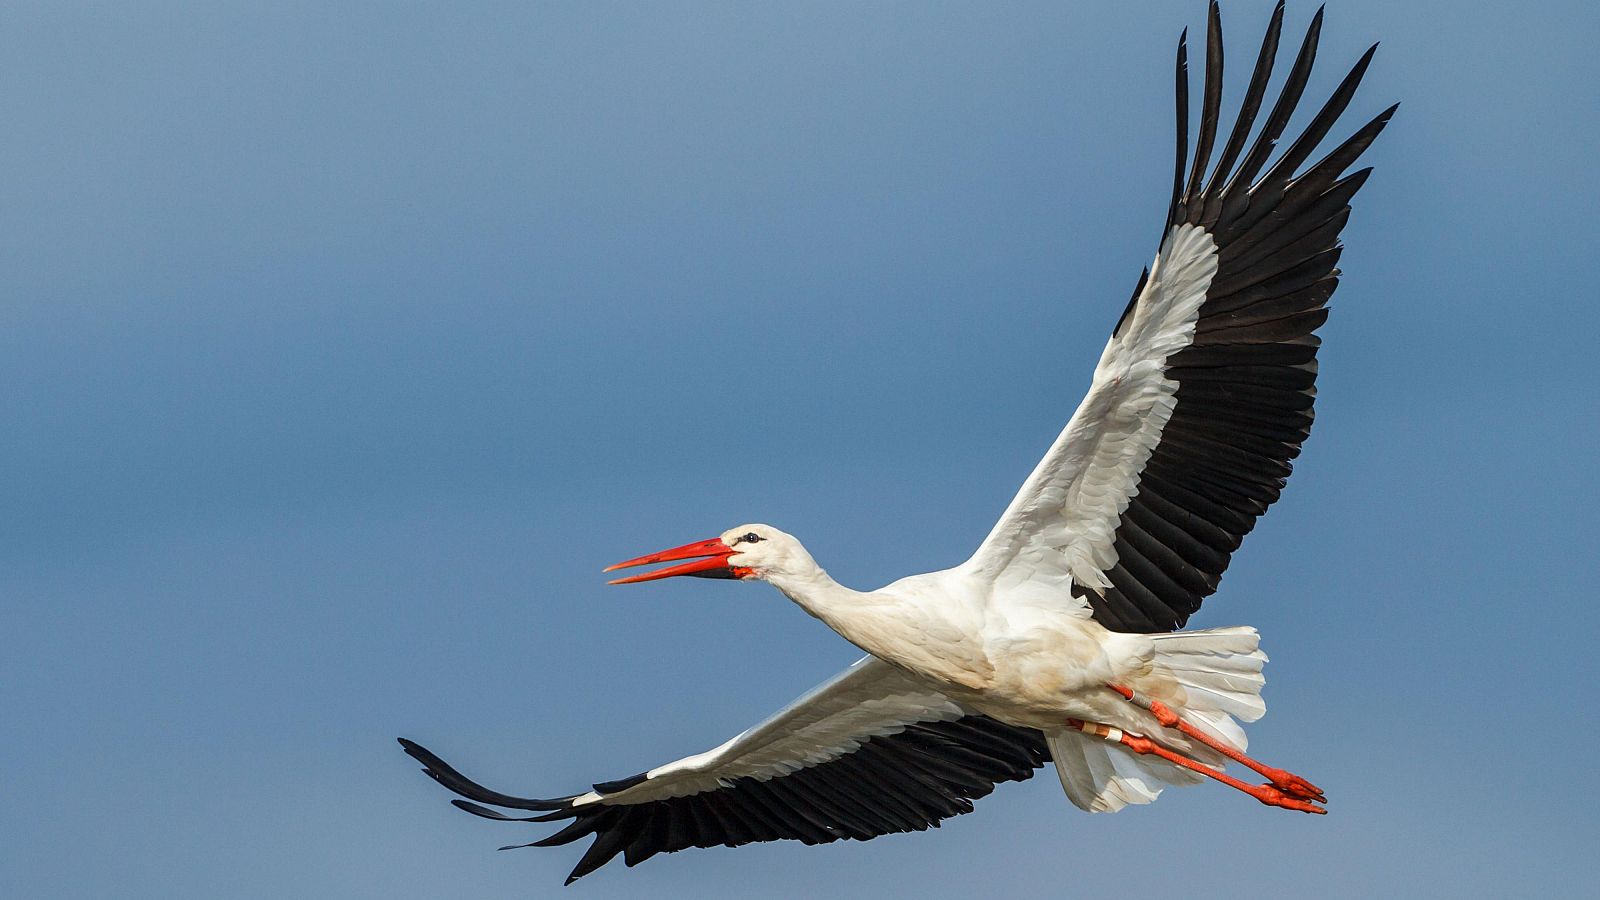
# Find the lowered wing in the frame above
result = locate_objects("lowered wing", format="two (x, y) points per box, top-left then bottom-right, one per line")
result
(401, 657), (1048, 883)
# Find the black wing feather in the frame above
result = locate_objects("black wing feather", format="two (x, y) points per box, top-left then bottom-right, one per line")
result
(1203, 1), (1284, 221)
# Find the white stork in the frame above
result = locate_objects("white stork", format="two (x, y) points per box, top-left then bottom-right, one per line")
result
(402, 2), (1395, 884)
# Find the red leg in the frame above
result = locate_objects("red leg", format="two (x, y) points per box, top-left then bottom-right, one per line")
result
(1105, 684), (1326, 805)
(1066, 719), (1325, 814)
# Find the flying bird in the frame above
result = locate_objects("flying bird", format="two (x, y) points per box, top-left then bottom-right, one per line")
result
(402, 2), (1394, 884)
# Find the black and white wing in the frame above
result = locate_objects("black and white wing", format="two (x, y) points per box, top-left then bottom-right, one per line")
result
(400, 657), (1048, 884)
(964, 3), (1394, 633)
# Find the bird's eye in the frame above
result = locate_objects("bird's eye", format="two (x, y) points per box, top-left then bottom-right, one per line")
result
(742, 532), (762, 544)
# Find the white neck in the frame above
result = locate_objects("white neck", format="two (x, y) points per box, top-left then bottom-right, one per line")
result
(765, 565), (861, 624)
(765, 565), (927, 672)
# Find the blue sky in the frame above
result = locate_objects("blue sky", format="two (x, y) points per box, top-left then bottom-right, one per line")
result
(3, 1), (1596, 896)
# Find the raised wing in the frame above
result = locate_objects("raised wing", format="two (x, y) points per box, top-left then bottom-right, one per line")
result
(401, 657), (1048, 884)
(964, 2), (1394, 632)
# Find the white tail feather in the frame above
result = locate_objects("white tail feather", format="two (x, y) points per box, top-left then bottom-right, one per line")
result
(1151, 625), (1268, 735)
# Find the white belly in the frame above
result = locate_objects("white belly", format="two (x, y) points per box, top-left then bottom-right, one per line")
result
(911, 600), (1159, 730)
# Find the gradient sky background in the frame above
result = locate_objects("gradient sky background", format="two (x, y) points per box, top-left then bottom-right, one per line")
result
(3, 1), (1596, 896)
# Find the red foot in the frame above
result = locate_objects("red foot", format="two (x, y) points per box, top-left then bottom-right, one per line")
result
(1260, 767), (1326, 804)
(1248, 783), (1327, 815)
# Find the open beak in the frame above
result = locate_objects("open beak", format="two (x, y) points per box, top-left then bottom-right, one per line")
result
(604, 537), (750, 584)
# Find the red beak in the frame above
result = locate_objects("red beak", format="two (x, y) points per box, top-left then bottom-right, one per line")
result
(604, 537), (751, 584)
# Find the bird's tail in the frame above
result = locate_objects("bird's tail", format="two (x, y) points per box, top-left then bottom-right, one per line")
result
(1048, 625), (1268, 813)
(1148, 624), (1268, 750)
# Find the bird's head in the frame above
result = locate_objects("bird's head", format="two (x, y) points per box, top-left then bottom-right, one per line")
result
(604, 524), (813, 585)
